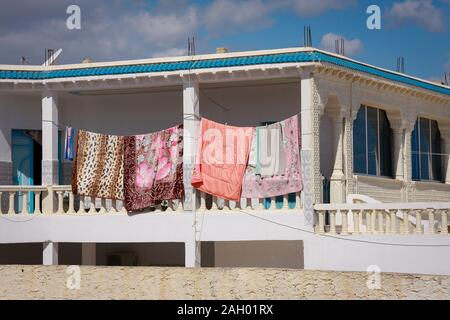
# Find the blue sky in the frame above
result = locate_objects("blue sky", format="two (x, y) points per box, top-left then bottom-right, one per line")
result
(0, 0), (448, 82)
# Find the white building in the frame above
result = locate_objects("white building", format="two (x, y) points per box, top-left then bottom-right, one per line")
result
(0, 47), (449, 275)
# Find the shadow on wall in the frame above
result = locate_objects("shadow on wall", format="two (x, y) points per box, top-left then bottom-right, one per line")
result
(202, 240), (304, 269)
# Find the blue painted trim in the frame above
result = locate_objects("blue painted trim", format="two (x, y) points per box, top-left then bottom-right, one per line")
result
(1, 51), (449, 96)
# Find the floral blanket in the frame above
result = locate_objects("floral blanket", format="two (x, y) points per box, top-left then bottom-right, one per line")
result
(123, 125), (184, 211)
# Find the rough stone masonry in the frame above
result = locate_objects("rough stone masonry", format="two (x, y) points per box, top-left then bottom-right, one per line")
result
(0, 265), (449, 300)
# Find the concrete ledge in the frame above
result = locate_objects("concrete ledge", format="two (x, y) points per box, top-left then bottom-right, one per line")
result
(0, 265), (449, 299)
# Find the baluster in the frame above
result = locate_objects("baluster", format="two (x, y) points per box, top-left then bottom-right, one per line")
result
(21, 192), (29, 214)
(34, 191), (42, 214)
(66, 192), (75, 214)
(366, 210), (372, 234)
(415, 209), (423, 234)
(316, 210), (325, 234)
(8, 192), (15, 215)
(77, 196), (86, 214)
(56, 191), (64, 214)
(371, 209), (377, 234)
(258, 198), (264, 210)
(296, 192), (301, 209)
(392, 210), (399, 234)
(199, 192), (206, 211)
(0, 192), (3, 214)
(341, 209), (348, 235)
(441, 210), (449, 235)
(402, 210), (409, 234)
(428, 209), (435, 234)
(211, 196), (218, 210)
(99, 198), (107, 214)
(269, 197), (275, 210)
(353, 209), (361, 234)
(88, 197), (97, 214)
(177, 199), (183, 212)
(223, 200), (231, 211)
(329, 210), (337, 234)
(109, 199), (117, 213)
(385, 210), (391, 234)
(283, 194), (289, 210)
(120, 201), (128, 214)
(378, 210), (384, 233)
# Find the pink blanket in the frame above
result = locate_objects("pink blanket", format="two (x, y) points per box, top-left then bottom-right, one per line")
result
(191, 118), (253, 201)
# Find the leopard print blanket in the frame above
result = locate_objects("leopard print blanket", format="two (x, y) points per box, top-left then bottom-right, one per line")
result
(72, 130), (124, 200)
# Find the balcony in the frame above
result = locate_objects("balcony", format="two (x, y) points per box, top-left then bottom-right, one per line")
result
(0, 185), (302, 215)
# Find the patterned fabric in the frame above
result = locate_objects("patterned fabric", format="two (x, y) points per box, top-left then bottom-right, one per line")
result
(72, 130), (124, 200)
(64, 126), (75, 161)
(123, 124), (184, 211)
(241, 114), (303, 198)
(191, 118), (253, 201)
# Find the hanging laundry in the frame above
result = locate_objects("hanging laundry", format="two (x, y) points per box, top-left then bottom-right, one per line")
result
(191, 118), (253, 201)
(64, 126), (75, 161)
(241, 114), (302, 198)
(255, 124), (286, 176)
(123, 124), (184, 211)
(72, 130), (124, 200)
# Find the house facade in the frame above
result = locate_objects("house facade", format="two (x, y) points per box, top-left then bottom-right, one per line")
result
(0, 47), (450, 275)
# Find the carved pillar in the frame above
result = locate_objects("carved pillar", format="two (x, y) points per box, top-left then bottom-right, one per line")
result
(404, 125), (415, 201)
(344, 98), (361, 198)
(438, 125), (450, 184)
(327, 107), (346, 203)
(301, 71), (322, 227)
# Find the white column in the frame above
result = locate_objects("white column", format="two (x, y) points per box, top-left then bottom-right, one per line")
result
(43, 241), (58, 265)
(392, 126), (404, 181)
(329, 109), (346, 203)
(185, 240), (201, 268)
(300, 71), (321, 227)
(183, 79), (202, 267)
(182, 80), (200, 212)
(82, 243), (96, 265)
(440, 128), (450, 184)
(42, 92), (59, 214)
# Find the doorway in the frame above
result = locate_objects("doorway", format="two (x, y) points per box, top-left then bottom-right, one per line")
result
(11, 129), (62, 213)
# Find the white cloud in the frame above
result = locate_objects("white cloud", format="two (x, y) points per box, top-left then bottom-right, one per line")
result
(387, 0), (444, 32)
(287, 0), (356, 16)
(320, 33), (363, 56)
(0, 0), (360, 64)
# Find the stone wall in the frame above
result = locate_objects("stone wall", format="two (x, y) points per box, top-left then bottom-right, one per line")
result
(0, 265), (449, 300)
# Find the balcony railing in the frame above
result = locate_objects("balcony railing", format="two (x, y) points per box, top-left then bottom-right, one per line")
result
(0, 185), (301, 215)
(314, 203), (450, 235)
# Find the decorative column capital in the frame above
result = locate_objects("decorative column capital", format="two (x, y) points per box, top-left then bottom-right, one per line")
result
(438, 123), (450, 140)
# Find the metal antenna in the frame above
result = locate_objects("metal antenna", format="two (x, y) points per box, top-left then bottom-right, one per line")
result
(303, 26), (312, 47)
(396, 57), (405, 73)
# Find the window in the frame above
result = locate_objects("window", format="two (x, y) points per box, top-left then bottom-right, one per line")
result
(411, 118), (443, 181)
(353, 105), (393, 177)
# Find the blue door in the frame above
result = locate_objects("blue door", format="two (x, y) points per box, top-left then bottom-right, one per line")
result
(12, 130), (35, 213)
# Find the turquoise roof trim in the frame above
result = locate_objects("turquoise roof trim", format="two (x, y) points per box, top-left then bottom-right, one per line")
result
(1, 51), (449, 96)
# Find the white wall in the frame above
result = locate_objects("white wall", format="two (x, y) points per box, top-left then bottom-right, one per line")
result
(199, 81), (301, 126)
(0, 93), (42, 162)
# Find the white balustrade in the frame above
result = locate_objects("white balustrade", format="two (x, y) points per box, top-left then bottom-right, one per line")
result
(314, 203), (450, 236)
